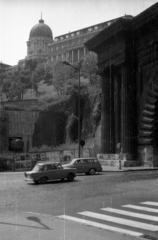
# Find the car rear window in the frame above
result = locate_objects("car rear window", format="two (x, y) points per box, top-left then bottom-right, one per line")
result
(46, 164), (56, 170)
(86, 159), (95, 163)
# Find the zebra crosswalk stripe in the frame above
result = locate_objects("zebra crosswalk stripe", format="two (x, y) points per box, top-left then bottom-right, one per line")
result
(101, 207), (158, 221)
(123, 204), (158, 213)
(141, 202), (158, 207)
(58, 215), (142, 237)
(78, 211), (158, 231)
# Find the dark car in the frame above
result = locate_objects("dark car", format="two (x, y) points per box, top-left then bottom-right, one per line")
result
(62, 157), (102, 175)
(24, 162), (76, 184)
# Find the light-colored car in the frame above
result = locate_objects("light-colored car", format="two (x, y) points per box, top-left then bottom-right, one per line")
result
(24, 162), (76, 184)
(62, 157), (102, 175)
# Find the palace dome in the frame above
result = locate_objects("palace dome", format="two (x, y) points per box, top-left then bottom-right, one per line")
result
(29, 19), (53, 40)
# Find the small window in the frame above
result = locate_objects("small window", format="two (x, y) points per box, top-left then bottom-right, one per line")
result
(107, 22), (112, 26)
(46, 164), (56, 170)
(55, 163), (62, 169)
(82, 159), (88, 164)
(75, 160), (82, 164)
(51, 48), (54, 52)
(87, 159), (94, 163)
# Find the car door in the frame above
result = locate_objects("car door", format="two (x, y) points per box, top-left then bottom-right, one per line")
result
(82, 159), (89, 172)
(45, 164), (58, 180)
(55, 163), (65, 179)
(86, 159), (95, 172)
(74, 159), (84, 173)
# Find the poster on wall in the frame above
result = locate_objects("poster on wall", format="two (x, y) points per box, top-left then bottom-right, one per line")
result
(46, 151), (60, 162)
(31, 152), (48, 168)
(63, 150), (72, 163)
(14, 153), (32, 170)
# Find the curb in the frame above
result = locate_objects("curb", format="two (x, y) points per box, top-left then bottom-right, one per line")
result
(102, 167), (158, 172)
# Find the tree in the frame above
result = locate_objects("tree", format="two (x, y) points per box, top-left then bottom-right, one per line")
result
(25, 59), (37, 71)
(2, 66), (30, 100)
(82, 52), (101, 87)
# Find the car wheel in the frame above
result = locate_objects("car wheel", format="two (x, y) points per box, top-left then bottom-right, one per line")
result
(40, 177), (47, 184)
(89, 168), (96, 175)
(67, 173), (74, 182)
(33, 180), (39, 184)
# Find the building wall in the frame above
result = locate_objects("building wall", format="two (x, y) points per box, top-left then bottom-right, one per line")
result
(26, 36), (53, 61)
(0, 100), (39, 153)
(7, 110), (39, 152)
(85, 3), (158, 166)
(48, 17), (122, 64)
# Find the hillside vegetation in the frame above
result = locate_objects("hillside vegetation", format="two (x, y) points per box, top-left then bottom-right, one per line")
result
(0, 53), (101, 150)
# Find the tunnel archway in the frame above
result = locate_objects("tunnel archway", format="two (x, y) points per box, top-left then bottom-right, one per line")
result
(138, 67), (158, 153)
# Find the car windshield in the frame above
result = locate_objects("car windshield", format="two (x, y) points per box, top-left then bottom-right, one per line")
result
(32, 164), (44, 172)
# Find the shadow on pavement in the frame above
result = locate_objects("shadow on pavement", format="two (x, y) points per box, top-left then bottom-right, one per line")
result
(27, 216), (51, 230)
(0, 217), (51, 230)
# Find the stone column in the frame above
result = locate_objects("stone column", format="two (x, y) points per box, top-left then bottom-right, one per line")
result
(121, 66), (134, 157)
(78, 49), (80, 62)
(72, 50), (74, 63)
(101, 71), (111, 153)
(44, 42), (46, 54)
(84, 47), (86, 56)
(33, 42), (35, 54)
(114, 73), (121, 152)
(27, 42), (29, 55)
(110, 69), (115, 153)
(66, 52), (68, 61)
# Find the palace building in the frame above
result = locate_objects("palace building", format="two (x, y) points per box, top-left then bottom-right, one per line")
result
(19, 17), (53, 66)
(48, 16), (128, 64)
(19, 16), (130, 66)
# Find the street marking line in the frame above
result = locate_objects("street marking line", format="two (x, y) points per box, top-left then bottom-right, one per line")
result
(78, 211), (158, 231)
(101, 208), (158, 222)
(141, 202), (158, 207)
(123, 205), (158, 213)
(58, 215), (142, 237)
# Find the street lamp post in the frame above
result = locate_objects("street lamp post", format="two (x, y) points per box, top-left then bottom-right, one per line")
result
(62, 61), (81, 158)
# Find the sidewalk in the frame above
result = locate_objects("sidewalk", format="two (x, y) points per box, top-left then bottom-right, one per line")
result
(0, 166), (158, 175)
(102, 165), (158, 172)
(0, 210), (145, 240)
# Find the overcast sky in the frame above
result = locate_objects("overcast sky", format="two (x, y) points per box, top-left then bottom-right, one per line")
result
(0, 0), (158, 66)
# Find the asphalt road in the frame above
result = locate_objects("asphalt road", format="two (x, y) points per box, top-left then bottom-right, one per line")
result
(1, 170), (158, 239)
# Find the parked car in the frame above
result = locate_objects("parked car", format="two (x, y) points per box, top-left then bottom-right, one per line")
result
(62, 157), (102, 175)
(24, 162), (76, 184)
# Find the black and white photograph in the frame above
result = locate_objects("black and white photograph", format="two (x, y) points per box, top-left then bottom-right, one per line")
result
(1, 0), (158, 239)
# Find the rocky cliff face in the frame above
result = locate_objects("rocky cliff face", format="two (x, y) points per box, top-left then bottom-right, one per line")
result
(32, 91), (101, 151)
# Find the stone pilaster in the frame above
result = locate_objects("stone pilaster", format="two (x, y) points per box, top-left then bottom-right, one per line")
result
(78, 49), (80, 62)
(121, 67), (134, 158)
(72, 50), (74, 63)
(101, 72), (111, 153)
(114, 73), (121, 152)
